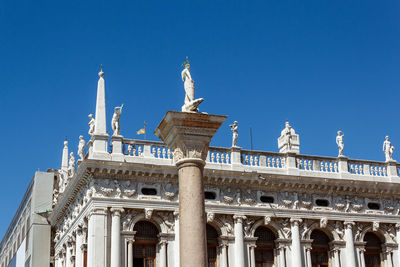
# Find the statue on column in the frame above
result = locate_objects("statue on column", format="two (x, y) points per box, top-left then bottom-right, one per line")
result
(383, 136), (395, 161)
(181, 57), (203, 112)
(111, 105), (123, 136)
(68, 152), (76, 177)
(78, 135), (86, 160)
(336, 131), (344, 157)
(229, 121), (239, 147)
(88, 114), (95, 135)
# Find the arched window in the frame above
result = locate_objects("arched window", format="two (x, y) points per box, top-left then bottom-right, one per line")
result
(254, 226), (276, 267)
(364, 232), (382, 267)
(310, 230), (330, 267)
(132, 221), (159, 267)
(206, 224), (219, 267)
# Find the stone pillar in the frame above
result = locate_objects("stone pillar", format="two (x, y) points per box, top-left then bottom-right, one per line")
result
(111, 136), (124, 161)
(359, 248), (366, 267)
(383, 245), (394, 267)
(87, 208), (108, 267)
(75, 226), (85, 267)
(66, 238), (74, 267)
(343, 221), (357, 267)
(231, 146), (242, 165)
(127, 239), (134, 267)
(173, 211), (180, 267)
(218, 239), (229, 267)
(387, 160), (398, 178)
(155, 111), (227, 267)
(276, 240), (287, 267)
(290, 218), (303, 267)
(338, 156), (348, 174)
(249, 244), (256, 267)
(110, 208), (124, 267)
(158, 235), (168, 267)
(233, 215), (246, 267)
(304, 244), (312, 267)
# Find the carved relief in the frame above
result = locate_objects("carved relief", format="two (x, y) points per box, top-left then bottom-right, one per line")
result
(158, 211), (175, 233)
(172, 142), (208, 162)
(221, 187), (239, 205)
(244, 217), (256, 237)
(243, 189), (257, 205)
(162, 183), (178, 200)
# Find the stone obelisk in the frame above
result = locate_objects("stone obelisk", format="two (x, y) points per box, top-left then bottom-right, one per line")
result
(155, 59), (226, 267)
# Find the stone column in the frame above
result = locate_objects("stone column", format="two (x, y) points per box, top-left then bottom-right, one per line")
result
(233, 215), (246, 267)
(87, 208), (108, 267)
(158, 235), (168, 267)
(110, 208), (124, 267)
(127, 238), (134, 267)
(249, 244), (256, 267)
(75, 226), (85, 267)
(304, 244), (312, 267)
(173, 211), (180, 267)
(343, 221), (357, 267)
(218, 239), (229, 267)
(359, 248), (366, 267)
(155, 111), (227, 267)
(275, 240), (287, 267)
(290, 218), (303, 267)
(383, 245), (394, 267)
(66, 237), (74, 267)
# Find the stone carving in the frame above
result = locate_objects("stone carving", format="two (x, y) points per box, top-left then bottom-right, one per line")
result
(172, 143), (208, 162)
(334, 196), (346, 211)
(158, 211), (175, 232)
(280, 192), (299, 209)
(336, 131), (344, 157)
(207, 212), (215, 223)
(121, 180), (137, 198)
(221, 187), (238, 205)
(77, 135), (86, 160)
(382, 224), (396, 242)
(382, 198), (395, 213)
(162, 183), (178, 200)
(220, 215), (234, 235)
(68, 152), (75, 177)
(244, 218), (255, 237)
(181, 57), (203, 112)
(372, 221), (380, 232)
(301, 220), (312, 239)
(278, 121), (300, 154)
(280, 218), (291, 239)
(320, 217), (328, 228)
(145, 208), (153, 219)
(354, 223), (364, 241)
(243, 189), (257, 205)
(111, 105), (123, 136)
(300, 193), (312, 209)
(229, 121), (239, 147)
(52, 189), (59, 207)
(383, 136), (395, 161)
(352, 197), (364, 212)
(88, 114), (95, 135)
(334, 221), (344, 240)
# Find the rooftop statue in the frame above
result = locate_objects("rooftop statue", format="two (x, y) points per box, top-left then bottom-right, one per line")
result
(336, 131), (344, 157)
(77, 135), (86, 160)
(111, 105), (123, 136)
(229, 121), (239, 147)
(383, 136), (395, 162)
(68, 152), (75, 177)
(181, 57), (203, 112)
(278, 121), (300, 154)
(88, 114), (95, 136)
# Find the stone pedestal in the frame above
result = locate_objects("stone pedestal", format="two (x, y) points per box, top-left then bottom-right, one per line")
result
(338, 156), (349, 173)
(155, 111), (227, 267)
(111, 136), (124, 162)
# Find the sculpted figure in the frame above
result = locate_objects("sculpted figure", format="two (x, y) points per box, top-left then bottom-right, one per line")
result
(383, 136), (395, 161)
(111, 105), (123, 136)
(336, 131), (344, 156)
(68, 152), (75, 177)
(77, 135), (86, 160)
(181, 57), (203, 112)
(229, 121), (239, 147)
(88, 114), (95, 135)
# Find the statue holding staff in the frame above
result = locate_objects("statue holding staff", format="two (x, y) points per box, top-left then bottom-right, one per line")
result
(112, 104), (124, 136)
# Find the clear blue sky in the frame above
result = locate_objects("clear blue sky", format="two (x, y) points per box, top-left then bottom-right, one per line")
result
(0, 1), (399, 237)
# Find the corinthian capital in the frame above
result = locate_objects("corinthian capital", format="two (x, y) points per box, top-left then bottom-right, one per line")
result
(290, 218), (303, 226)
(233, 215), (247, 224)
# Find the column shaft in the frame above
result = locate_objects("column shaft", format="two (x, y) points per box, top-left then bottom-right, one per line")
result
(233, 216), (245, 267)
(344, 222), (357, 267)
(249, 246), (256, 267)
(75, 231), (84, 267)
(290, 219), (303, 267)
(178, 162), (207, 267)
(159, 241), (167, 267)
(66, 243), (73, 267)
(127, 240), (133, 267)
(87, 208), (108, 267)
(334, 250), (341, 267)
(279, 247), (286, 267)
(306, 248), (311, 267)
(221, 244), (228, 267)
(111, 208), (123, 267)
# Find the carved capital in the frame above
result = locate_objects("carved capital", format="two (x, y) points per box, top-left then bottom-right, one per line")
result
(290, 218), (302, 226)
(127, 238), (135, 245)
(344, 221), (355, 229)
(88, 208), (107, 219)
(110, 207), (124, 217)
(233, 215), (246, 224)
(173, 143), (209, 163)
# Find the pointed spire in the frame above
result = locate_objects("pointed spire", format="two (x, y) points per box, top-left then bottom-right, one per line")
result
(61, 139), (69, 171)
(94, 65), (107, 135)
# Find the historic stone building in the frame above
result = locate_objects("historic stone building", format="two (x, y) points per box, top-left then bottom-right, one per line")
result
(1, 68), (400, 267)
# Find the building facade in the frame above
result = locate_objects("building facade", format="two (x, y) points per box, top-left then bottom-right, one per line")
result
(2, 70), (400, 267)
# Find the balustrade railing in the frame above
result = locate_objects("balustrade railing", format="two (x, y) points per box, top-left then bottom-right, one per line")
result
(120, 139), (396, 179)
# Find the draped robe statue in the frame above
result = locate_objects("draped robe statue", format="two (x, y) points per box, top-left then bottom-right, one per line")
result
(181, 63), (203, 112)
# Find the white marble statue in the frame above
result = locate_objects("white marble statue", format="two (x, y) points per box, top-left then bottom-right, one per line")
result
(68, 152), (76, 177)
(88, 114), (95, 135)
(181, 58), (203, 112)
(111, 105), (123, 136)
(229, 121), (238, 147)
(77, 135), (86, 160)
(278, 121), (300, 154)
(336, 131), (344, 157)
(383, 136), (395, 161)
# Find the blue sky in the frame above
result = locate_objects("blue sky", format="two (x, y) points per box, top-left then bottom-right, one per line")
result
(0, 1), (399, 237)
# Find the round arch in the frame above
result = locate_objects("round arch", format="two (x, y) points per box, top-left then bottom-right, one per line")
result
(128, 212), (168, 233)
(302, 221), (339, 241)
(357, 226), (388, 243)
(250, 219), (281, 238)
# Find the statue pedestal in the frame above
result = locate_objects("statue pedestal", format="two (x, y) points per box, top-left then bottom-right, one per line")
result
(111, 135), (124, 162)
(155, 111), (227, 267)
(89, 134), (110, 160)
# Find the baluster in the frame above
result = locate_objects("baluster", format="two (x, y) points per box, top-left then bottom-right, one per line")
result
(133, 147), (137, 156)
(272, 158), (276, 168)
(216, 153), (220, 163)
(329, 162), (333, 172)
(162, 148), (166, 159)
(320, 162), (324, 172)
(267, 157), (271, 167)
(334, 162), (338, 172)
(157, 148), (161, 158)
(151, 147), (156, 157)
(169, 148), (172, 159)
(308, 160), (312, 171)
(324, 162), (328, 172)
(221, 153), (225, 163)
(138, 146), (143, 156)
(281, 157), (285, 168)
(355, 165), (359, 174)
(378, 167), (383, 176)
(254, 156), (259, 166)
(359, 165), (363, 175)
(250, 155), (254, 166)
(350, 165), (354, 174)
(211, 152), (215, 163)
(297, 159), (301, 169)
(226, 153), (230, 164)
